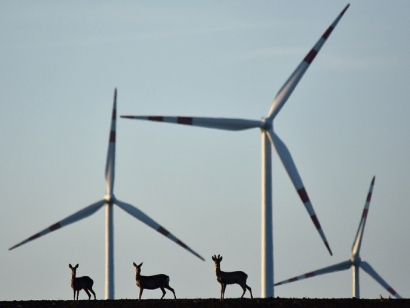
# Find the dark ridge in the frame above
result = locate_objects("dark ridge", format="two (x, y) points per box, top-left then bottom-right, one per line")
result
(0, 298), (407, 308)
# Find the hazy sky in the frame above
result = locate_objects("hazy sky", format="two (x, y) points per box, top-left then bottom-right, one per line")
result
(1, 0), (409, 301)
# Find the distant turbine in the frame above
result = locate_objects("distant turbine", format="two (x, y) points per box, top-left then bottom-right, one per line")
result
(274, 176), (402, 299)
(9, 89), (204, 300)
(121, 4), (350, 298)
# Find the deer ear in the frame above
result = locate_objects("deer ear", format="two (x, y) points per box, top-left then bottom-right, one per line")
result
(133, 262), (137, 267)
(139, 262), (143, 267)
(69, 264), (72, 269)
(75, 264), (79, 268)
(220, 256), (223, 262)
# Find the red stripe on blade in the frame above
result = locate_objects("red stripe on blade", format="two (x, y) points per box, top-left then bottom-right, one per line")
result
(112, 109), (116, 120)
(157, 226), (170, 236)
(322, 26), (334, 40)
(305, 272), (316, 278)
(325, 242), (332, 256)
(311, 215), (321, 230)
(340, 4), (350, 16)
(177, 117), (193, 125)
(29, 233), (41, 241)
(366, 192), (372, 202)
(109, 131), (115, 142)
(388, 287), (397, 295)
(148, 116), (164, 122)
(177, 240), (188, 249)
(49, 223), (61, 231)
(303, 49), (318, 64)
(289, 277), (299, 283)
(362, 208), (368, 219)
(297, 188), (310, 204)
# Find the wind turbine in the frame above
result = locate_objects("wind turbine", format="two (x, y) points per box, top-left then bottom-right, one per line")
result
(121, 4), (350, 298)
(9, 89), (204, 300)
(274, 176), (402, 299)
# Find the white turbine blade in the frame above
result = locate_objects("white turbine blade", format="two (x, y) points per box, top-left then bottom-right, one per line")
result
(9, 200), (106, 250)
(268, 4), (350, 120)
(114, 198), (205, 261)
(275, 260), (351, 286)
(360, 261), (402, 299)
(352, 176), (375, 255)
(105, 88), (117, 196)
(121, 115), (264, 131)
(267, 129), (332, 255)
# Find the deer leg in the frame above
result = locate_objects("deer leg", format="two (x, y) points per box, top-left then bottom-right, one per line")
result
(72, 290), (76, 301)
(222, 284), (227, 300)
(240, 284), (246, 298)
(165, 285), (176, 300)
(84, 288), (91, 300)
(160, 287), (166, 299)
(246, 284), (253, 299)
(89, 288), (96, 300)
(138, 288), (143, 301)
(219, 284), (223, 301)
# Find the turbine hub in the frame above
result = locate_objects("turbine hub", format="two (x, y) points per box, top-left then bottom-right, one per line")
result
(350, 254), (361, 266)
(104, 194), (115, 205)
(261, 117), (272, 131)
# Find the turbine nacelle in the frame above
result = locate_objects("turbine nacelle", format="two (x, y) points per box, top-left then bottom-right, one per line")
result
(104, 194), (115, 205)
(260, 117), (272, 131)
(350, 254), (361, 266)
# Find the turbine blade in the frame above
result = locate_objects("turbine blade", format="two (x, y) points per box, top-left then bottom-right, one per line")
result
(105, 88), (117, 196)
(9, 200), (106, 250)
(121, 115), (263, 131)
(360, 261), (402, 299)
(114, 198), (205, 261)
(275, 260), (351, 286)
(352, 176), (375, 255)
(268, 4), (350, 120)
(267, 129), (332, 255)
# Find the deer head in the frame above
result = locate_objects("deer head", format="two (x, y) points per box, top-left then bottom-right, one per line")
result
(133, 262), (143, 274)
(212, 255), (222, 269)
(69, 264), (79, 276)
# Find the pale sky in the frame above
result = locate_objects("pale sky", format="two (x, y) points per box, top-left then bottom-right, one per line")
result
(1, 1), (409, 300)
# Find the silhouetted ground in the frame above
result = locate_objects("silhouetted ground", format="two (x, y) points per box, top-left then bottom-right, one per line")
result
(0, 298), (407, 308)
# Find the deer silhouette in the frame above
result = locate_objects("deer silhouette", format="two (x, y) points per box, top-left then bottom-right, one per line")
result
(133, 262), (176, 301)
(212, 254), (253, 300)
(69, 263), (96, 300)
